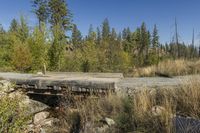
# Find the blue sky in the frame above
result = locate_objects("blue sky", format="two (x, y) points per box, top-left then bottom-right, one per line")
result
(0, 0), (200, 44)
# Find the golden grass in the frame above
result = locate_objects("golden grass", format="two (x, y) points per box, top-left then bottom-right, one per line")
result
(71, 79), (200, 132)
(131, 59), (200, 77)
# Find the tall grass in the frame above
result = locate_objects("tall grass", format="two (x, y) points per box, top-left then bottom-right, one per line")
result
(71, 79), (200, 133)
(130, 59), (200, 77)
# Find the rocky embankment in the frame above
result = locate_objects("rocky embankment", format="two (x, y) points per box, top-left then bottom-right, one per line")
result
(0, 80), (117, 133)
(0, 80), (60, 133)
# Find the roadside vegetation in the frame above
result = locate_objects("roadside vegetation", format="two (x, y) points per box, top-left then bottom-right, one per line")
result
(130, 59), (200, 77)
(67, 79), (200, 132)
(0, 92), (30, 132)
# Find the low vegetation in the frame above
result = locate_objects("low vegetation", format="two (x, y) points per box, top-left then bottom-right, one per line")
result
(0, 94), (30, 133)
(65, 79), (200, 132)
(129, 59), (200, 77)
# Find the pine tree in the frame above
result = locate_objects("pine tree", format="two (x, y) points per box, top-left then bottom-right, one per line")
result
(32, 0), (49, 30)
(48, 25), (66, 71)
(29, 26), (48, 71)
(139, 22), (149, 66)
(87, 24), (96, 41)
(152, 25), (159, 54)
(17, 16), (29, 42)
(48, 0), (72, 71)
(96, 27), (101, 45)
(122, 27), (132, 52)
(9, 19), (19, 33)
(72, 24), (82, 48)
(111, 28), (117, 40)
(102, 18), (110, 40)
(48, 0), (72, 32)
(0, 24), (5, 34)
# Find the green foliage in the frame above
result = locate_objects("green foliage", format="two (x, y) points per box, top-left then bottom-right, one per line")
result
(0, 95), (30, 133)
(116, 97), (135, 132)
(17, 16), (29, 43)
(102, 18), (110, 40)
(29, 26), (48, 71)
(32, 0), (49, 25)
(72, 24), (82, 48)
(9, 19), (19, 33)
(48, 0), (72, 31)
(11, 36), (32, 72)
(0, 0), (199, 74)
(48, 25), (66, 71)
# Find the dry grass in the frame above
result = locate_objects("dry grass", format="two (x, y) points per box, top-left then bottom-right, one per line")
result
(68, 79), (200, 133)
(131, 59), (200, 77)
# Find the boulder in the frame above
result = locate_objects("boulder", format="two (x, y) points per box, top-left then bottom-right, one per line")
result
(34, 111), (50, 124)
(0, 80), (14, 93)
(22, 98), (49, 115)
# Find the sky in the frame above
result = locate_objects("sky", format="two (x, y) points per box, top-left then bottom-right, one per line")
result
(0, 0), (200, 44)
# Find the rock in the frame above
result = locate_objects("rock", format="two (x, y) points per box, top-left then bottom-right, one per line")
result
(0, 80), (14, 93)
(9, 90), (24, 99)
(96, 125), (109, 133)
(151, 105), (166, 116)
(100, 117), (115, 126)
(22, 98), (49, 115)
(37, 118), (60, 128)
(34, 111), (50, 124)
(40, 128), (46, 133)
(37, 72), (44, 76)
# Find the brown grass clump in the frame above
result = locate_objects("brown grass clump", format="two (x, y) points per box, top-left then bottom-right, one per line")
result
(66, 79), (200, 133)
(131, 59), (200, 77)
(172, 79), (200, 118)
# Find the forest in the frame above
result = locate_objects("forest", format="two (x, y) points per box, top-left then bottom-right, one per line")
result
(0, 0), (199, 74)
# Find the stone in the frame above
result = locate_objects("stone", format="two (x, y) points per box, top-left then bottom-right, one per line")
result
(151, 105), (166, 116)
(37, 72), (44, 76)
(96, 125), (109, 133)
(21, 98), (49, 115)
(100, 117), (115, 126)
(34, 111), (50, 124)
(40, 118), (60, 127)
(0, 80), (14, 93)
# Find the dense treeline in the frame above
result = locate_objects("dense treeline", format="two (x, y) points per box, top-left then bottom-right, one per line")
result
(0, 0), (199, 73)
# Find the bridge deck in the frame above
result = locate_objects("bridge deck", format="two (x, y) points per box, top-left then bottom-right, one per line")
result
(0, 72), (121, 96)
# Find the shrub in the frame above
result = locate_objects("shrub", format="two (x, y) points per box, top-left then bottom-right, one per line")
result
(0, 94), (30, 133)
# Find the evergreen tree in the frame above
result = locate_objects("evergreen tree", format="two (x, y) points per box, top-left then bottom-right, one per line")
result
(122, 27), (133, 52)
(87, 24), (96, 41)
(111, 28), (117, 40)
(32, 0), (49, 29)
(48, 0), (72, 71)
(138, 22), (149, 66)
(102, 18), (110, 40)
(72, 24), (82, 48)
(17, 16), (29, 42)
(48, 0), (72, 32)
(0, 24), (5, 35)
(9, 19), (19, 33)
(152, 25), (159, 53)
(48, 25), (66, 71)
(96, 27), (101, 45)
(29, 26), (48, 71)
